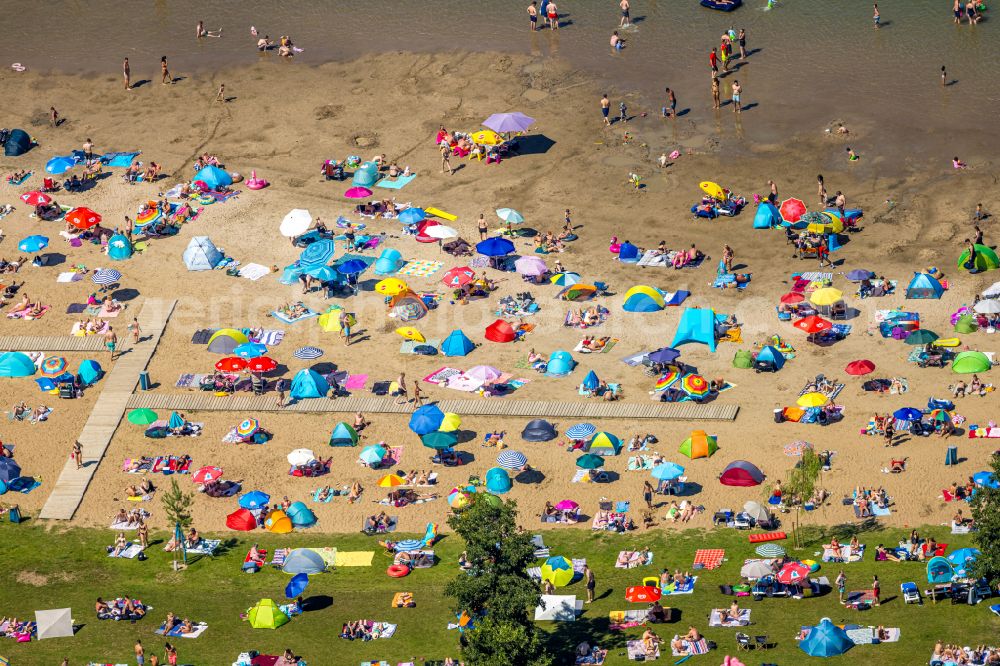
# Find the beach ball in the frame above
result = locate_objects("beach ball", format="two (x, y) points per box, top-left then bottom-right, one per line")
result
(803, 559), (820, 573)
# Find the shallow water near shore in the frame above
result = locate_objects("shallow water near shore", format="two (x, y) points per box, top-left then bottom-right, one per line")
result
(3, 0), (997, 170)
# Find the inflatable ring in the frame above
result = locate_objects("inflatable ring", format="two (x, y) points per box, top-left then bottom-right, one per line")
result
(803, 559), (820, 572)
(11, 63), (25, 72)
(387, 564), (410, 578)
(197, 194), (215, 205)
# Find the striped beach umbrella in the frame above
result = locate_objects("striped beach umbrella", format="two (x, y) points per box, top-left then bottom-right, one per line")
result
(237, 419), (260, 437)
(40, 356), (67, 375)
(654, 369), (680, 391)
(550, 272), (581, 286)
(377, 474), (405, 488)
(293, 346), (323, 360)
(394, 539), (424, 552)
(497, 450), (528, 470)
(681, 374), (710, 399)
(565, 423), (597, 440)
(91, 268), (121, 285)
(755, 543), (786, 558)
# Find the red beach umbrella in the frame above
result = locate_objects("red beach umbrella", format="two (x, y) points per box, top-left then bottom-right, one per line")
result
(780, 292), (804, 305)
(20, 191), (51, 206)
(245, 356), (277, 373)
(779, 198), (807, 224)
(793, 315), (832, 335)
(776, 561), (811, 585)
(845, 359), (875, 376)
(193, 466), (223, 484)
(215, 357), (247, 372)
(441, 266), (476, 288)
(625, 586), (662, 603)
(66, 207), (102, 230)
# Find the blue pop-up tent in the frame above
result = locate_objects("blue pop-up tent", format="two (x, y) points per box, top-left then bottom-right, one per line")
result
(282, 548), (325, 574)
(580, 370), (600, 391)
(193, 165), (232, 189)
(671, 308), (717, 352)
(290, 369), (329, 400)
(545, 350), (576, 377)
(183, 236), (223, 271)
(753, 202), (781, 229)
(799, 618), (854, 657)
(756, 345), (786, 371)
(906, 272), (945, 299)
(485, 467), (512, 494)
(107, 234), (134, 261)
(0, 352), (36, 377)
(286, 501), (317, 527)
(374, 248), (403, 275)
(441, 329), (475, 357)
(77, 359), (103, 386)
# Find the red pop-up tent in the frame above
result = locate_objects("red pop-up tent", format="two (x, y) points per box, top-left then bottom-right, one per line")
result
(485, 319), (516, 343)
(720, 460), (765, 487)
(226, 508), (258, 531)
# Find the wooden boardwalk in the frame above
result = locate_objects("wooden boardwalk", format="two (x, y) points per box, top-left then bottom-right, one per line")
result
(0, 335), (107, 352)
(39, 299), (177, 521)
(125, 393), (740, 421)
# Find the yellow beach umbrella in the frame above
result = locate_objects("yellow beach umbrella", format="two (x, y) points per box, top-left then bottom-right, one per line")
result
(439, 412), (462, 432)
(809, 287), (843, 306)
(377, 474), (405, 488)
(375, 278), (409, 296)
(396, 326), (425, 343)
(699, 181), (725, 199)
(822, 211), (845, 234)
(470, 129), (503, 146)
(797, 392), (828, 408)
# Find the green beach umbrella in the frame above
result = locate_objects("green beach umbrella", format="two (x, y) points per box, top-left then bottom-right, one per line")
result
(127, 408), (158, 426)
(576, 453), (605, 469)
(904, 329), (939, 345)
(422, 431), (458, 450)
(952, 351), (992, 374)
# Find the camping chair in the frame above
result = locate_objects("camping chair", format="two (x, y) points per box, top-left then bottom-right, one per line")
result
(41, 177), (58, 192)
(831, 302), (847, 320)
(735, 633), (752, 651)
(901, 582), (920, 604)
(755, 635), (770, 650)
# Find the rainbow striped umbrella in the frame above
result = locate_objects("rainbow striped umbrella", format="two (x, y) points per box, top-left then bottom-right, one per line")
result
(236, 419), (260, 437)
(654, 369), (680, 391)
(40, 356), (67, 375)
(681, 374), (710, 398)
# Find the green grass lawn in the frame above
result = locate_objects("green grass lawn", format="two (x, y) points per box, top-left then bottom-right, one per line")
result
(0, 520), (996, 665)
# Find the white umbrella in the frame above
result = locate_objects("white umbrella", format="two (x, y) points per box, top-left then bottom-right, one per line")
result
(496, 208), (525, 224)
(974, 299), (1000, 314)
(424, 225), (458, 240)
(743, 500), (771, 522)
(287, 448), (316, 466)
(982, 281), (1000, 299)
(280, 209), (312, 237)
(740, 560), (774, 579)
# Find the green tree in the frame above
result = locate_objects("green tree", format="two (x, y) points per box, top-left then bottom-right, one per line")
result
(161, 477), (194, 530)
(445, 496), (550, 666)
(971, 453), (1000, 587)
(781, 448), (823, 548)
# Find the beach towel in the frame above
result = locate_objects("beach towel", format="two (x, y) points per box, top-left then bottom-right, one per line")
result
(400, 339), (441, 354)
(709, 608), (751, 627)
(375, 174), (417, 189)
(423, 367), (461, 384)
(107, 543), (143, 559)
(7, 305), (49, 320)
(65, 302), (88, 313)
(661, 577), (697, 595)
(335, 551), (375, 567)
(872, 504), (891, 517)
(156, 622), (208, 639)
(6, 172), (32, 186)
(799, 272), (833, 282)
(693, 549), (725, 570)
(237, 263), (270, 281)
(344, 374), (368, 390)
(620, 351), (647, 366)
(269, 548), (289, 568)
(271, 307), (318, 324)
(306, 547), (338, 567)
(255, 329), (285, 346)
(672, 638), (710, 656)
(627, 641), (659, 661)
(398, 260), (443, 278)
(97, 303), (122, 318)
(822, 544), (865, 563)
(185, 539), (221, 556)
(57, 272), (84, 283)
(615, 550), (653, 569)
(637, 250), (669, 267)
(609, 609), (648, 630)
(391, 592), (416, 608)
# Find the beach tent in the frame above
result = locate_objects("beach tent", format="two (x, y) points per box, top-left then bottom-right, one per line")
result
(954, 314), (978, 334)
(226, 508), (258, 531)
(0, 351), (36, 377)
(352, 161), (379, 188)
(410, 404), (445, 435)
(906, 272), (945, 299)
(485, 467), (512, 494)
(329, 421), (359, 447)
(441, 329), (475, 357)
(318, 306), (354, 333)
(618, 242), (639, 262)
(4, 129), (31, 156)
(732, 350), (753, 369)
(286, 502), (317, 527)
(283, 548), (326, 574)
(755, 345), (786, 372)
(622, 286), (666, 312)
(671, 308), (717, 352)
(581, 370), (600, 391)
(522, 419), (557, 442)
(927, 556), (954, 583)
(720, 460), (764, 486)
(193, 165), (232, 189)
(290, 369), (329, 399)
(77, 359), (103, 386)
(589, 432), (622, 456)
(753, 201), (781, 229)
(107, 234), (134, 261)
(35, 608), (73, 640)
(679, 431), (718, 459)
(374, 247), (404, 275)
(485, 319), (517, 343)
(959, 244), (1000, 272)
(389, 291), (428, 322)
(558, 284), (598, 301)
(182, 236), (223, 271)
(800, 618), (854, 658)
(545, 350), (576, 377)
(247, 599), (290, 630)
(265, 510), (293, 534)
(207, 328), (249, 354)
(952, 351), (992, 374)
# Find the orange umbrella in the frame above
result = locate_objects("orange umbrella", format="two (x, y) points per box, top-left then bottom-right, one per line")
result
(66, 207), (102, 230)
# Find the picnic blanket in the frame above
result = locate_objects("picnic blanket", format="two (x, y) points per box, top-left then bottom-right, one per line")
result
(627, 641), (659, 661)
(615, 550), (653, 569)
(397, 260), (443, 278)
(423, 367), (462, 385)
(627, 455), (659, 471)
(7, 305), (50, 320)
(335, 551), (375, 567)
(375, 174), (417, 189)
(122, 456), (191, 474)
(343, 374), (368, 390)
(693, 549), (725, 570)
(269, 548), (289, 568)
(609, 609), (648, 631)
(237, 263), (271, 281)
(709, 609), (751, 627)
(660, 577), (697, 595)
(822, 544), (865, 562)
(271, 307), (318, 324)
(637, 250), (669, 267)
(156, 622), (208, 638)
(306, 547), (338, 567)
(107, 543), (144, 559)
(799, 382), (845, 400)
(185, 539), (221, 556)
(672, 637), (710, 656)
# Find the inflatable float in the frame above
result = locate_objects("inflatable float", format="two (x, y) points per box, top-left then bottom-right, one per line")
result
(701, 0), (742, 10)
(246, 169), (268, 190)
(387, 564), (410, 578)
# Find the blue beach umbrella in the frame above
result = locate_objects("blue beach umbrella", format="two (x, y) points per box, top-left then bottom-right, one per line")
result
(651, 462), (685, 481)
(46, 156), (76, 175)
(299, 239), (336, 266)
(565, 423), (597, 440)
(285, 572), (309, 598)
(233, 343), (268, 359)
(648, 347), (681, 364)
(948, 548), (980, 576)
(239, 490), (271, 510)
(893, 407), (923, 422)
(304, 265), (336, 282)
(359, 445), (387, 465)
(973, 471), (999, 489)
(496, 208), (525, 224)
(846, 269), (874, 282)
(409, 405), (445, 435)
(168, 411), (185, 429)
(398, 208), (427, 225)
(18, 235), (49, 252)
(476, 237), (515, 257)
(497, 450), (528, 470)
(337, 259), (369, 275)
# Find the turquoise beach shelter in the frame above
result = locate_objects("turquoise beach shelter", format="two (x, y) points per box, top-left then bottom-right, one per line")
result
(290, 369), (329, 400)
(374, 248), (403, 275)
(485, 467), (512, 494)
(286, 501), (317, 527)
(671, 308), (717, 352)
(107, 234), (133, 261)
(753, 202), (781, 229)
(329, 422), (359, 447)
(193, 164), (232, 189)
(77, 359), (103, 386)
(545, 350), (576, 377)
(352, 162), (379, 188)
(756, 345), (785, 371)
(441, 329), (475, 357)
(799, 618), (854, 658)
(926, 556), (954, 584)
(905, 272), (944, 299)
(0, 352), (36, 377)
(183, 236), (223, 271)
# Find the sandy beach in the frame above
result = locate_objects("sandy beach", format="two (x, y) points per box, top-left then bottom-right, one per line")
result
(0, 49), (997, 541)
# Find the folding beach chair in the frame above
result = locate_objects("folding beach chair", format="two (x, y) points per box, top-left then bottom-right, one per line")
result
(901, 582), (920, 604)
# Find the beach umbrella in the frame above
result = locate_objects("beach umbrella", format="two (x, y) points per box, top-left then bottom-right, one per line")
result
(974, 300), (1000, 314)
(395, 326), (425, 343)
(337, 259), (369, 275)
(497, 450), (528, 470)
(66, 207), (101, 230)
(793, 315), (832, 335)
(246, 356), (277, 373)
(514, 256), (547, 277)
(846, 269), (874, 282)
(441, 266), (477, 288)
(553, 500), (578, 512)
(409, 405), (445, 435)
(651, 462), (685, 480)
(551, 272), (581, 286)
(576, 453), (605, 469)
(776, 561), (811, 585)
(779, 292), (805, 305)
(377, 474), (405, 487)
(810, 287), (843, 306)
(625, 586), (661, 603)
(476, 237), (515, 257)
(127, 408), (158, 425)
(496, 208), (525, 224)
(285, 573), (310, 599)
(304, 265), (336, 282)
(797, 392), (828, 408)
(648, 347), (681, 364)
(448, 487), (472, 509)
(905, 329), (939, 345)
(422, 431), (457, 450)
(468, 365), (503, 382)
(233, 343), (268, 359)
(280, 209), (312, 237)
(893, 407), (923, 422)
(46, 156), (76, 174)
(654, 368), (680, 391)
(20, 191), (51, 206)
(293, 346), (323, 360)
(18, 235), (48, 253)
(239, 490), (270, 509)
(398, 207), (427, 225)
(470, 129), (504, 146)
(740, 560), (774, 578)
(743, 500), (771, 523)
(359, 445), (387, 465)
(375, 278), (409, 296)
(541, 556), (574, 588)
(287, 449), (316, 466)
(565, 423), (597, 440)
(193, 466), (223, 484)
(434, 413), (460, 433)
(845, 359), (875, 376)
(948, 548), (980, 575)
(483, 112), (535, 133)
(700, 181), (726, 199)
(344, 186), (372, 199)
(168, 411), (186, 429)
(973, 471), (999, 489)
(215, 357), (247, 372)
(237, 419), (260, 437)
(91, 268), (121, 286)
(755, 543), (786, 558)
(783, 440), (812, 456)
(40, 356), (66, 375)
(779, 198), (807, 223)
(0, 458), (21, 484)
(930, 409), (952, 423)
(681, 374), (710, 399)
(424, 225), (458, 240)
(298, 239), (336, 266)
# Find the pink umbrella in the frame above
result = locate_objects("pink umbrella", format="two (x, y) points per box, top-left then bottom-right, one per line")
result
(467, 365), (503, 382)
(344, 187), (372, 199)
(514, 255), (548, 276)
(776, 561), (811, 585)
(193, 466), (223, 484)
(554, 500), (579, 510)
(20, 191), (51, 206)
(779, 198), (807, 224)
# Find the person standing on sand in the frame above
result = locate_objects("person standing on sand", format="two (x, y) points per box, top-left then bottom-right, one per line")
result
(83, 138), (94, 161)
(643, 480), (654, 509)
(601, 94), (611, 126)
(663, 87), (676, 118)
(817, 175), (826, 206)
(528, 1), (538, 31)
(709, 48), (718, 77)
(216, 83), (225, 102)
(738, 28), (747, 59)
(872, 3), (880, 29)
(768, 180), (778, 204)
(72, 440), (83, 469)
(50, 106), (59, 127)
(620, 0), (631, 27)
(941, 65), (947, 87)
(478, 214), (488, 240)
(440, 142), (453, 175)
(731, 80), (742, 113)
(161, 56), (171, 85)
(123, 58), (131, 90)
(105, 326), (117, 361)
(275, 377), (286, 408)
(711, 77), (720, 109)
(412, 380), (424, 407)
(395, 372), (408, 404)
